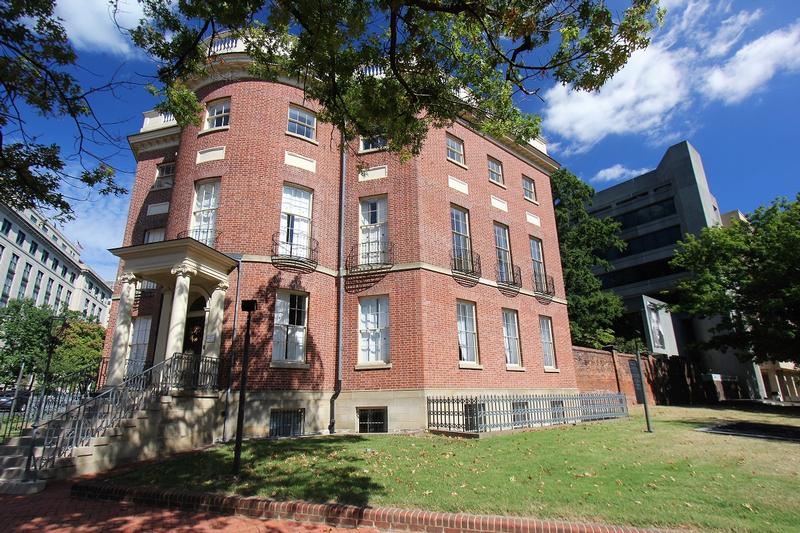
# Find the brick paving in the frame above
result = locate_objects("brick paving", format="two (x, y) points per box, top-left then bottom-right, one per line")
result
(0, 481), (379, 533)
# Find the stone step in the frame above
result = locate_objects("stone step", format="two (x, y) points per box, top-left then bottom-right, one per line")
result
(0, 467), (27, 481)
(4, 435), (44, 448)
(0, 445), (26, 456)
(0, 455), (27, 468)
(0, 479), (46, 494)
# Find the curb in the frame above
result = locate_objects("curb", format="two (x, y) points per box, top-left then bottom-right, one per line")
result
(71, 480), (692, 533)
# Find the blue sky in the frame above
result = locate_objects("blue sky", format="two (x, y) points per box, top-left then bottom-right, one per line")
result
(36, 0), (800, 281)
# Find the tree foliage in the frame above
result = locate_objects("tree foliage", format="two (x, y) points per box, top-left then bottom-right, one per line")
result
(551, 168), (625, 348)
(670, 196), (800, 363)
(0, 0), (125, 221)
(128, 0), (662, 154)
(52, 319), (105, 392)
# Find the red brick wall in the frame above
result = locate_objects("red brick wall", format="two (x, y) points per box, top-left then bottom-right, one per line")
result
(573, 346), (660, 404)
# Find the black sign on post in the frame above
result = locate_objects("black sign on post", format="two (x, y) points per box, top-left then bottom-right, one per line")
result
(233, 299), (257, 476)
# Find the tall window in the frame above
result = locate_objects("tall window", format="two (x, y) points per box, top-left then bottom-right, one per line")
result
(278, 185), (313, 258)
(446, 134), (465, 165)
(54, 284), (63, 309)
(43, 278), (54, 306)
(65, 290), (72, 307)
(41, 250), (49, 263)
(0, 254), (19, 307)
(522, 176), (537, 201)
(83, 298), (89, 316)
(287, 106), (316, 140)
(191, 180), (220, 246)
(530, 237), (547, 292)
(31, 272), (43, 303)
(1, 219), (10, 235)
(456, 300), (479, 363)
(29, 241), (38, 255)
(17, 263), (31, 299)
(205, 99), (230, 130)
(494, 223), (512, 283)
(15, 231), (25, 245)
(272, 291), (308, 362)
(360, 136), (387, 152)
(502, 309), (521, 366)
(540, 316), (557, 368)
(488, 157), (504, 185)
(128, 316), (152, 377)
(359, 295), (389, 363)
(144, 228), (166, 243)
(154, 163), (175, 189)
(450, 206), (473, 272)
(359, 197), (388, 265)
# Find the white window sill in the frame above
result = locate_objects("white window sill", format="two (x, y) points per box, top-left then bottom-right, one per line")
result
(270, 360), (310, 370)
(355, 362), (392, 371)
(489, 179), (507, 189)
(524, 196), (539, 205)
(358, 147), (388, 155)
(458, 361), (483, 370)
(506, 364), (526, 372)
(285, 131), (319, 145)
(544, 367), (560, 373)
(150, 184), (174, 192)
(447, 157), (468, 170)
(198, 126), (230, 137)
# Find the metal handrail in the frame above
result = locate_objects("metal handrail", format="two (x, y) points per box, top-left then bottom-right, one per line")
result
(496, 262), (522, 289)
(177, 228), (219, 248)
(450, 250), (482, 278)
(533, 273), (556, 297)
(346, 241), (394, 271)
(271, 230), (319, 269)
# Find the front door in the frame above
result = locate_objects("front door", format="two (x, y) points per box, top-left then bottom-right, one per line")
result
(183, 316), (205, 355)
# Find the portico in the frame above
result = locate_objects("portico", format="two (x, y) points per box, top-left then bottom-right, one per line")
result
(106, 238), (237, 386)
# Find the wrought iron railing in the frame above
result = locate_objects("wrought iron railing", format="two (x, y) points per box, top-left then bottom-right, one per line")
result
(25, 353), (220, 476)
(533, 273), (556, 297)
(346, 241), (394, 271)
(177, 228), (219, 248)
(1, 385), (91, 443)
(427, 392), (628, 433)
(496, 262), (522, 290)
(271, 231), (319, 271)
(451, 250), (481, 279)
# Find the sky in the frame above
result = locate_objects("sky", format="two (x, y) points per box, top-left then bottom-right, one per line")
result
(32, 0), (800, 281)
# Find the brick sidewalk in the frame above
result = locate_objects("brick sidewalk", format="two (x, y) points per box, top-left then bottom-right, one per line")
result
(0, 481), (379, 533)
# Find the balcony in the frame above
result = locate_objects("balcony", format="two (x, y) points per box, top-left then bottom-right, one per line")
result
(271, 231), (319, 273)
(496, 262), (522, 295)
(451, 250), (481, 285)
(178, 228), (220, 248)
(140, 110), (177, 132)
(346, 241), (394, 271)
(533, 273), (556, 298)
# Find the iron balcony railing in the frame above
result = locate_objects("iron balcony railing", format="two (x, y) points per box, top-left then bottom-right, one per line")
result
(25, 353), (220, 476)
(533, 273), (556, 297)
(427, 392), (628, 434)
(496, 262), (522, 290)
(451, 250), (482, 279)
(177, 228), (219, 248)
(346, 241), (395, 271)
(271, 230), (319, 271)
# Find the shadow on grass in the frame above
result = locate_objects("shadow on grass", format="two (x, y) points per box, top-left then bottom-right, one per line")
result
(111, 435), (384, 507)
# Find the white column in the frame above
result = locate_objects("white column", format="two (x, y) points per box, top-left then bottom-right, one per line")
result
(165, 262), (197, 358)
(106, 273), (137, 386)
(766, 369), (783, 401)
(153, 288), (173, 365)
(204, 280), (229, 359)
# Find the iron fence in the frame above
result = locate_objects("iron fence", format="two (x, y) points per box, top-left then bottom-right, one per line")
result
(1, 385), (91, 443)
(427, 392), (628, 433)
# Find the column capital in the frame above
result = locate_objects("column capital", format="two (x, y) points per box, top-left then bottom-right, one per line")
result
(214, 280), (230, 293)
(118, 272), (137, 285)
(171, 261), (198, 277)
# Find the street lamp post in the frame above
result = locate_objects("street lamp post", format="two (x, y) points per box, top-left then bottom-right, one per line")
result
(232, 299), (257, 476)
(634, 337), (654, 433)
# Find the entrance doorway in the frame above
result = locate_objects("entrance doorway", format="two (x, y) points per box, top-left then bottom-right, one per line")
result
(182, 295), (207, 355)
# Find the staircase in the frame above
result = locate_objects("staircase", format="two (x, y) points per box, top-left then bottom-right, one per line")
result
(0, 354), (223, 494)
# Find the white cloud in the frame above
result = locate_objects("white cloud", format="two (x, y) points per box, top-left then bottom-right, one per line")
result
(704, 21), (800, 104)
(706, 9), (763, 58)
(55, 0), (144, 57)
(543, 45), (689, 153)
(591, 164), (651, 184)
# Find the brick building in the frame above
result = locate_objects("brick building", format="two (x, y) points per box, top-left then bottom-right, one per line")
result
(100, 35), (577, 435)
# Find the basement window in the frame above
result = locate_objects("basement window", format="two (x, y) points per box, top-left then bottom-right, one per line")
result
(269, 408), (305, 437)
(358, 407), (387, 433)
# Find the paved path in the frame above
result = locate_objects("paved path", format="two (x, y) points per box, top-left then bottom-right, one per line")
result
(0, 482), (380, 533)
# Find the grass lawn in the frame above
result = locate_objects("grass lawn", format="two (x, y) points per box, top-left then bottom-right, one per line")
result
(112, 405), (800, 532)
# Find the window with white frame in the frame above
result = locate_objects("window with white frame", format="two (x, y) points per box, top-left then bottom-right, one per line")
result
(450, 206), (473, 272)
(530, 237), (547, 292)
(456, 300), (478, 363)
(502, 309), (521, 366)
(540, 316), (557, 368)
(359, 197), (388, 265)
(488, 157), (504, 185)
(128, 316), (152, 377)
(205, 99), (230, 130)
(191, 179), (220, 246)
(446, 134), (465, 165)
(287, 106), (316, 140)
(522, 176), (537, 201)
(360, 136), (387, 152)
(359, 295), (389, 363)
(494, 223), (513, 283)
(144, 228), (166, 244)
(278, 185), (312, 258)
(272, 291), (308, 362)
(154, 163), (175, 189)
